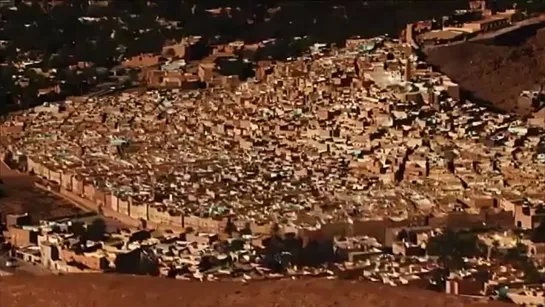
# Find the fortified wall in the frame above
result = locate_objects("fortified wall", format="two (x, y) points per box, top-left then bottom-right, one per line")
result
(1, 151), (516, 243)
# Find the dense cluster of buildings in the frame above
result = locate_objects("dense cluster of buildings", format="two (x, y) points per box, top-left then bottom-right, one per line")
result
(4, 12), (545, 304)
(5, 35), (545, 233)
(128, 37), (258, 90)
(1, 212), (274, 277)
(410, 0), (534, 47)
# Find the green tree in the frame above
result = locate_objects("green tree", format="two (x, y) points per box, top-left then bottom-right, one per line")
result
(521, 258), (542, 283)
(270, 223), (281, 237)
(532, 215), (545, 242)
(427, 230), (484, 270)
(503, 243), (542, 283)
(70, 220), (88, 245)
(70, 221), (86, 236)
(240, 222), (252, 235)
(224, 219), (237, 235)
(87, 218), (107, 241)
(504, 243), (526, 262)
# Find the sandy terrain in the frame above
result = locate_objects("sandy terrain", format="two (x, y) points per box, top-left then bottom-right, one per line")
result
(0, 274), (510, 307)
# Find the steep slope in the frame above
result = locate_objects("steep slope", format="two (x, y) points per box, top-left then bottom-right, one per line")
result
(425, 31), (545, 115)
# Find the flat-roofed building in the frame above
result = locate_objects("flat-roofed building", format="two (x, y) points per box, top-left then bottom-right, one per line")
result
(463, 16), (509, 33)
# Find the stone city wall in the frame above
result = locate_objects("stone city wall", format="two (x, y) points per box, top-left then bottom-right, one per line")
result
(3, 152), (517, 239)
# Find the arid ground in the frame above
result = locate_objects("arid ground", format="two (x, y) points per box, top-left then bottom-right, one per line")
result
(0, 160), (83, 222)
(426, 28), (545, 115)
(0, 274), (510, 307)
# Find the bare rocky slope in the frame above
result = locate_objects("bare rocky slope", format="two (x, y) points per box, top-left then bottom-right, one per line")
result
(425, 29), (545, 115)
(0, 274), (510, 307)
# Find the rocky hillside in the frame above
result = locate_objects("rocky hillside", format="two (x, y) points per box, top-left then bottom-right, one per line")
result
(426, 29), (545, 115)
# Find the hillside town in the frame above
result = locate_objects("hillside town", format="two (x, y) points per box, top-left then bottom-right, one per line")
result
(2, 29), (545, 303)
(2, 0), (545, 306)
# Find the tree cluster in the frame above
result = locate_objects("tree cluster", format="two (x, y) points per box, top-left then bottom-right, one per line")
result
(70, 218), (107, 244)
(426, 230), (486, 270)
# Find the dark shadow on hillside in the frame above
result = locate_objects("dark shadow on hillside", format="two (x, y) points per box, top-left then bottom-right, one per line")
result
(421, 54), (509, 115)
(480, 20), (545, 46)
(0, 1), (468, 116)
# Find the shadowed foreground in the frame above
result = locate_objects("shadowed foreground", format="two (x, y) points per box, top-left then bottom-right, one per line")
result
(0, 274), (509, 307)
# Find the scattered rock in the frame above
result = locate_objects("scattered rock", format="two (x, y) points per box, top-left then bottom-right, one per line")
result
(426, 32), (545, 115)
